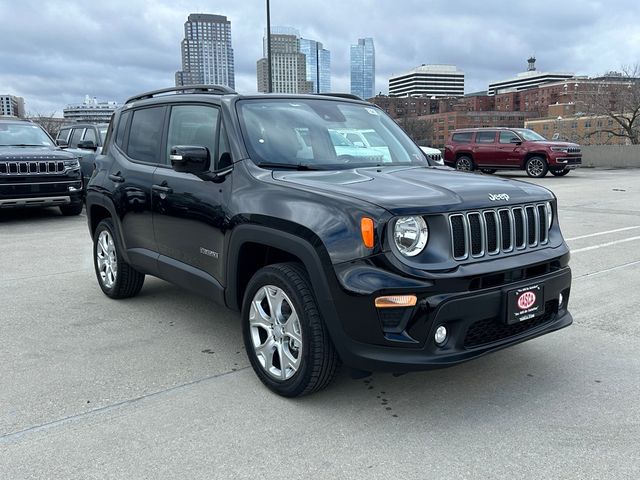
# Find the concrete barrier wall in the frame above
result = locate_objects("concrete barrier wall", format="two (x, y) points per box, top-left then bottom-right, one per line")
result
(581, 145), (640, 168)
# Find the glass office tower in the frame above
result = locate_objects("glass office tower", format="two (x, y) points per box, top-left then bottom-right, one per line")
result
(350, 38), (375, 99)
(299, 38), (331, 93)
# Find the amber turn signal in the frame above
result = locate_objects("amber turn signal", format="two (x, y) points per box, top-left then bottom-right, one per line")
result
(361, 217), (375, 248)
(374, 295), (418, 308)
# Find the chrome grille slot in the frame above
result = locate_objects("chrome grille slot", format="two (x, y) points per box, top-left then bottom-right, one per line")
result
(449, 214), (468, 260)
(467, 212), (484, 257)
(449, 203), (550, 261)
(483, 211), (499, 254)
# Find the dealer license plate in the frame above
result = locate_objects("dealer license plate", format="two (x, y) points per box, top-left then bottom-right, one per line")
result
(507, 284), (544, 324)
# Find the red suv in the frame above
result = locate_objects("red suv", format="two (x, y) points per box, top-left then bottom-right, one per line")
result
(444, 128), (581, 177)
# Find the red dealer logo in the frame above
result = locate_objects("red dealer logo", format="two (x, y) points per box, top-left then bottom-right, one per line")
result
(517, 291), (537, 310)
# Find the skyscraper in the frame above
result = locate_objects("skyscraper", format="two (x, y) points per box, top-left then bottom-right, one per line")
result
(299, 38), (331, 93)
(257, 27), (313, 94)
(175, 14), (235, 89)
(350, 38), (375, 99)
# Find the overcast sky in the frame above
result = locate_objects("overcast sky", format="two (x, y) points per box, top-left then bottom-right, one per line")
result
(1, 0), (638, 115)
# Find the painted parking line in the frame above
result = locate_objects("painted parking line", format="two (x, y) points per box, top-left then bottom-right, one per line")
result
(571, 235), (640, 254)
(566, 226), (640, 241)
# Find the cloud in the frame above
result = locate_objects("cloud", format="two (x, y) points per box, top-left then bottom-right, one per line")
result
(0, 0), (638, 114)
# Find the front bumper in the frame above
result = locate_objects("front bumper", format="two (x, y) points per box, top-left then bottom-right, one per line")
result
(550, 154), (582, 169)
(322, 254), (572, 372)
(0, 178), (83, 208)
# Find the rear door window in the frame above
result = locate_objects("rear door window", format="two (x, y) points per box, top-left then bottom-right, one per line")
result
(475, 131), (497, 143)
(126, 107), (167, 163)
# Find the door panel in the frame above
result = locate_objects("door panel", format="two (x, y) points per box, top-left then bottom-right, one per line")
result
(472, 131), (497, 166)
(496, 131), (523, 167)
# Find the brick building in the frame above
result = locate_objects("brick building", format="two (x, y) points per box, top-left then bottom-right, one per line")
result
(369, 95), (436, 118)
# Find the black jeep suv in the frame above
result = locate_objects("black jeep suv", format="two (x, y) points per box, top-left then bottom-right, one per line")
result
(0, 118), (83, 215)
(86, 85), (573, 397)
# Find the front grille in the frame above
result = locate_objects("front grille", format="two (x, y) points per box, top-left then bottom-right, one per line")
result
(0, 160), (66, 175)
(427, 153), (442, 162)
(567, 147), (580, 153)
(449, 203), (550, 260)
(464, 300), (557, 348)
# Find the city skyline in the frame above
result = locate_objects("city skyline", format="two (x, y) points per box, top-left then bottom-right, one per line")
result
(0, 0), (638, 114)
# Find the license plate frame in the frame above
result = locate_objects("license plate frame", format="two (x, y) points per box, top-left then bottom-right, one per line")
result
(506, 284), (544, 324)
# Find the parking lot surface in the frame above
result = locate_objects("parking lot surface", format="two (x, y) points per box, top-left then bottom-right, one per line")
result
(1, 168), (639, 479)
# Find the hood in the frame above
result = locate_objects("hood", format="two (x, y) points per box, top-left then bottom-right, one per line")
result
(525, 140), (580, 149)
(272, 165), (553, 214)
(0, 145), (76, 161)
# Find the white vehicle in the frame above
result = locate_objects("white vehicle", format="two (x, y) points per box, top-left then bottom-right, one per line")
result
(419, 146), (444, 165)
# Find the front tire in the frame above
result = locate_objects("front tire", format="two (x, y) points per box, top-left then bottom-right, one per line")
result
(481, 169), (497, 174)
(93, 218), (145, 299)
(242, 263), (339, 397)
(455, 156), (474, 171)
(525, 156), (548, 177)
(551, 168), (570, 176)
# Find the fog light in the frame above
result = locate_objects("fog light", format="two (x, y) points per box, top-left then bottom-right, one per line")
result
(434, 325), (447, 346)
(559, 293), (564, 308)
(375, 295), (417, 308)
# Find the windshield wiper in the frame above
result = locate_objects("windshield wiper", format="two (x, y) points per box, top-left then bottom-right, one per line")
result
(257, 162), (322, 171)
(8, 144), (47, 147)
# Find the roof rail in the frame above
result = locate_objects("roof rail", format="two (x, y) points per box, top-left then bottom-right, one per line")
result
(314, 92), (364, 101)
(125, 84), (237, 104)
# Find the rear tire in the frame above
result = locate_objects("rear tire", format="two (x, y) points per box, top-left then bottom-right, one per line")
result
(455, 156), (474, 171)
(551, 168), (570, 176)
(481, 169), (497, 174)
(525, 156), (548, 178)
(242, 262), (339, 397)
(60, 203), (83, 216)
(93, 218), (145, 299)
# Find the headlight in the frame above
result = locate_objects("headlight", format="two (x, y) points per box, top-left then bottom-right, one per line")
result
(64, 159), (80, 168)
(550, 147), (569, 153)
(393, 216), (429, 257)
(546, 202), (553, 230)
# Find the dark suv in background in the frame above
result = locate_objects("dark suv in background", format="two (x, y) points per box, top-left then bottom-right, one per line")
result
(444, 127), (582, 177)
(57, 123), (109, 185)
(0, 118), (83, 215)
(86, 86), (573, 397)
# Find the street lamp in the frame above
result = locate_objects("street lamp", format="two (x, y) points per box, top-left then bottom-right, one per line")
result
(266, 0), (272, 93)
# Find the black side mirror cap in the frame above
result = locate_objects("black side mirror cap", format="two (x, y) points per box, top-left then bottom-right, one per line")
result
(170, 145), (210, 174)
(78, 140), (97, 150)
(510, 138), (522, 144)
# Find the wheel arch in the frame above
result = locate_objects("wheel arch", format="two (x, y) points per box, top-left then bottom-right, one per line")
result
(86, 192), (131, 264)
(523, 151), (548, 167)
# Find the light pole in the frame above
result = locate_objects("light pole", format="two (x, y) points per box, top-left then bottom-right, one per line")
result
(266, 0), (272, 93)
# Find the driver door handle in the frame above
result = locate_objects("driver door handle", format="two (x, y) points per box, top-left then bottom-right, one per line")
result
(152, 184), (173, 194)
(108, 173), (124, 183)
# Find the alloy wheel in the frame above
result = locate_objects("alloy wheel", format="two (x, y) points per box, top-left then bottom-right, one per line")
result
(249, 285), (303, 380)
(96, 230), (118, 289)
(527, 158), (545, 177)
(456, 157), (472, 171)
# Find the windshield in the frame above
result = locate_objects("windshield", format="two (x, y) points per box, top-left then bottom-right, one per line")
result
(0, 122), (54, 147)
(515, 128), (547, 141)
(237, 99), (427, 169)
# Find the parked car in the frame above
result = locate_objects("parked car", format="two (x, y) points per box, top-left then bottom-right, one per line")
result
(420, 146), (444, 165)
(444, 127), (582, 177)
(57, 123), (109, 185)
(86, 85), (573, 397)
(0, 118), (83, 215)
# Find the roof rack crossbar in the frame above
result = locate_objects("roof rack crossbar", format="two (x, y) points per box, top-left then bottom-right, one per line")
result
(314, 92), (364, 101)
(125, 84), (237, 104)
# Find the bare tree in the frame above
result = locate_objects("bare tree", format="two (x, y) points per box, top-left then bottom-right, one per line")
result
(585, 65), (640, 144)
(27, 112), (64, 138)
(398, 116), (434, 145)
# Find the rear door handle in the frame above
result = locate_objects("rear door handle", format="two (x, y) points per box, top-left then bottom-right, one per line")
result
(108, 173), (124, 183)
(152, 184), (173, 194)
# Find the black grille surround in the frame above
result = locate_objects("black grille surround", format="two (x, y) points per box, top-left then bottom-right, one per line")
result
(448, 203), (551, 261)
(0, 159), (68, 175)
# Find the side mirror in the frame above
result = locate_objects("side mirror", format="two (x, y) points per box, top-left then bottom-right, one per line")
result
(170, 145), (210, 174)
(353, 141), (365, 148)
(78, 140), (97, 150)
(510, 138), (522, 145)
(56, 138), (68, 147)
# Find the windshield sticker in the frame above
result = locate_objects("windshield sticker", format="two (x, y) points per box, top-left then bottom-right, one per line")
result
(365, 108), (379, 116)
